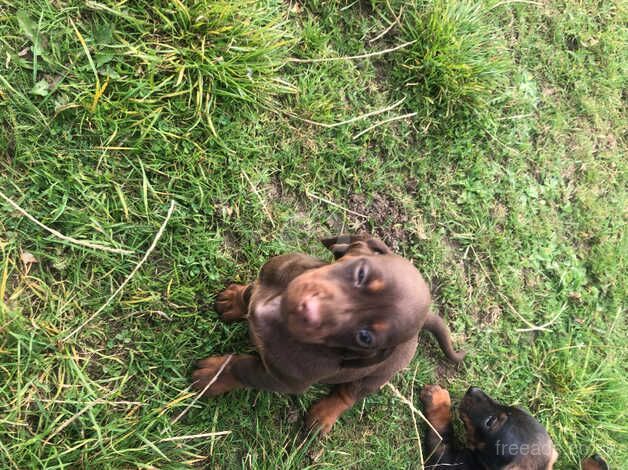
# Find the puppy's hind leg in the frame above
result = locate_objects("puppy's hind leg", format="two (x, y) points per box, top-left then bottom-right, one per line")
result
(305, 383), (359, 435)
(192, 354), (297, 396)
(423, 313), (466, 363)
(305, 374), (391, 436)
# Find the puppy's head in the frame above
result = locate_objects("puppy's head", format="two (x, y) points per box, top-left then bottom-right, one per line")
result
(581, 455), (609, 470)
(280, 234), (430, 364)
(459, 387), (557, 469)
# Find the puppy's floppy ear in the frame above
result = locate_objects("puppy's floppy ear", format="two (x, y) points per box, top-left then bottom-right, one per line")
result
(321, 234), (357, 259)
(321, 234), (391, 260)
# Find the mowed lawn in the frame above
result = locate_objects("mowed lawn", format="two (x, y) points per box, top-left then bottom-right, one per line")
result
(0, 1), (625, 468)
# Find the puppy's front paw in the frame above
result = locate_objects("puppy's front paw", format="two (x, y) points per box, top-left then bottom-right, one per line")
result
(420, 384), (453, 432)
(304, 400), (338, 436)
(191, 355), (241, 396)
(420, 384), (451, 411)
(215, 284), (248, 321)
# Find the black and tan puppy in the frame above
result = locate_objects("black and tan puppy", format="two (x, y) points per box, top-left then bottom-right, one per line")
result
(581, 455), (609, 470)
(421, 385), (608, 470)
(420, 384), (557, 469)
(191, 235), (465, 433)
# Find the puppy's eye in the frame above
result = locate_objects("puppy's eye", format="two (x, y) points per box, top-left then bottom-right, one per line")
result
(355, 264), (368, 286)
(355, 329), (374, 348)
(484, 415), (498, 429)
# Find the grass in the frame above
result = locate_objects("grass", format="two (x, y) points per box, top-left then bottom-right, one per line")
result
(0, 0), (626, 468)
(392, 0), (511, 122)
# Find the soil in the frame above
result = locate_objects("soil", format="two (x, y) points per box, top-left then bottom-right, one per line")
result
(345, 192), (410, 251)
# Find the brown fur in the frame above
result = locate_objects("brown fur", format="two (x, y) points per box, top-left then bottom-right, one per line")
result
(192, 235), (465, 434)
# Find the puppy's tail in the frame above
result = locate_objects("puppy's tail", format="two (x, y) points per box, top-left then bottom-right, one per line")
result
(423, 314), (466, 363)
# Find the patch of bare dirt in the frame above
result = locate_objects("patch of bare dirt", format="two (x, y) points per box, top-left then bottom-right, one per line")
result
(418, 329), (467, 382)
(435, 357), (464, 382)
(344, 192), (410, 251)
(0, 119), (16, 164)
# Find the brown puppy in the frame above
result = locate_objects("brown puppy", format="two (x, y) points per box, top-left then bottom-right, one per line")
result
(420, 385), (608, 470)
(192, 234), (465, 434)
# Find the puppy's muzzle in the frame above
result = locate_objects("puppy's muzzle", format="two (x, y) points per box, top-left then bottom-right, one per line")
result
(295, 292), (322, 328)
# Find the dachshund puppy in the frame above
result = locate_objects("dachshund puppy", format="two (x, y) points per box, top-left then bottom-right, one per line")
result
(421, 385), (608, 470)
(192, 234), (465, 434)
